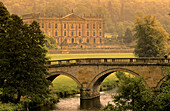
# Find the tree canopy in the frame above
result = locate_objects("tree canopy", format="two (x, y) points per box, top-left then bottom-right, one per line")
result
(123, 28), (133, 43)
(134, 15), (169, 57)
(102, 69), (170, 111)
(45, 35), (58, 49)
(0, 2), (49, 103)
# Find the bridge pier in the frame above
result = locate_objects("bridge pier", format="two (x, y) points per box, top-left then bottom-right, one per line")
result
(80, 88), (102, 110)
(80, 88), (100, 99)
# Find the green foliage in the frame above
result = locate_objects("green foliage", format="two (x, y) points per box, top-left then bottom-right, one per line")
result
(100, 73), (118, 91)
(45, 35), (57, 49)
(0, 93), (58, 110)
(103, 69), (170, 111)
(22, 93), (58, 109)
(103, 76), (154, 111)
(114, 76), (154, 111)
(101, 103), (118, 111)
(0, 2), (50, 103)
(115, 71), (126, 80)
(154, 70), (170, 111)
(134, 15), (169, 57)
(0, 2), (9, 20)
(50, 75), (80, 98)
(0, 102), (22, 111)
(123, 28), (134, 44)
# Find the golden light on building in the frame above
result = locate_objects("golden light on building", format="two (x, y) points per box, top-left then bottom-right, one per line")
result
(22, 12), (104, 49)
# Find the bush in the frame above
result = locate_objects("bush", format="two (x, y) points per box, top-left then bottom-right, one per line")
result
(0, 102), (22, 111)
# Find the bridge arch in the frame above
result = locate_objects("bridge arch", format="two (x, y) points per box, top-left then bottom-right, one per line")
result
(46, 71), (81, 88)
(88, 68), (147, 90)
(155, 76), (167, 90)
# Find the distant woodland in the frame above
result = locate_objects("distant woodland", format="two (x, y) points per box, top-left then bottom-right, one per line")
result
(2, 0), (170, 36)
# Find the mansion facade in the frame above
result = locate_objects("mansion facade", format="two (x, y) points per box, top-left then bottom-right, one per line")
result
(22, 13), (104, 49)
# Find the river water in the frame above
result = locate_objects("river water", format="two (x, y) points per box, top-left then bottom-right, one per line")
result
(35, 89), (117, 111)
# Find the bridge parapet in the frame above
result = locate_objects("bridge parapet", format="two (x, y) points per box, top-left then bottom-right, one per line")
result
(47, 58), (170, 66)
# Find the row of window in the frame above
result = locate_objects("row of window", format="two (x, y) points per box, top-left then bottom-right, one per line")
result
(55, 31), (102, 36)
(62, 38), (102, 44)
(42, 23), (102, 29)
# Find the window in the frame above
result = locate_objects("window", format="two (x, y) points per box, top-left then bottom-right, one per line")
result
(100, 38), (102, 43)
(94, 38), (95, 43)
(79, 24), (81, 29)
(42, 23), (44, 28)
(55, 31), (57, 36)
(87, 32), (89, 36)
(93, 24), (95, 29)
(71, 24), (74, 28)
(79, 39), (81, 43)
(99, 32), (102, 36)
(49, 23), (51, 28)
(64, 24), (66, 29)
(87, 24), (89, 29)
(71, 32), (74, 36)
(87, 38), (89, 43)
(79, 32), (81, 36)
(93, 32), (95, 36)
(55, 24), (57, 28)
(99, 24), (101, 29)
(64, 31), (66, 36)
(72, 38), (74, 43)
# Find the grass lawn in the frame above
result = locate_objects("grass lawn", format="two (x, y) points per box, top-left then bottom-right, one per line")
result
(50, 75), (79, 96)
(47, 53), (135, 60)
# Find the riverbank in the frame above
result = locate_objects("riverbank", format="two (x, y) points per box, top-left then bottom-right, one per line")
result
(0, 93), (58, 111)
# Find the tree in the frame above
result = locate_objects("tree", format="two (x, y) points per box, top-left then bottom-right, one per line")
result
(134, 15), (169, 57)
(154, 70), (170, 111)
(123, 28), (133, 43)
(115, 76), (154, 111)
(0, 2), (50, 103)
(45, 35), (58, 49)
(0, 2), (10, 88)
(115, 71), (125, 80)
(102, 76), (154, 111)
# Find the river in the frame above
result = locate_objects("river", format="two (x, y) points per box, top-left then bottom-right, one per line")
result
(35, 89), (117, 111)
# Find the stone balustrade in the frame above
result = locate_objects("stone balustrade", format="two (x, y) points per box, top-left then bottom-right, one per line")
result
(47, 58), (170, 66)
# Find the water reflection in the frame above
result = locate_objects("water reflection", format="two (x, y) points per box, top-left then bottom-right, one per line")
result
(34, 89), (116, 111)
(80, 97), (102, 110)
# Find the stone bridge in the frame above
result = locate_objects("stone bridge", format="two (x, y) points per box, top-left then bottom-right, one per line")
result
(47, 58), (170, 100)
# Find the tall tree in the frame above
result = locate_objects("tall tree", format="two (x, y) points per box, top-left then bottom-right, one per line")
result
(0, 2), (49, 103)
(124, 28), (133, 43)
(102, 76), (154, 111)
(134, 15), (169, 57)
(0, 2), (10, 88)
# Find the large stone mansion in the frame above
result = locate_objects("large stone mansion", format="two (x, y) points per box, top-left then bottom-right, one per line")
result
(22, 13), (104, 49)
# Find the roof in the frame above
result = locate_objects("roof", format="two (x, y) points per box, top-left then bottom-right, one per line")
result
(62, 13), (85, 21)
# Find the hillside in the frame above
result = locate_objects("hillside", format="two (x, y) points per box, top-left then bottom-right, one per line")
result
(2, 0), (170, 36)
